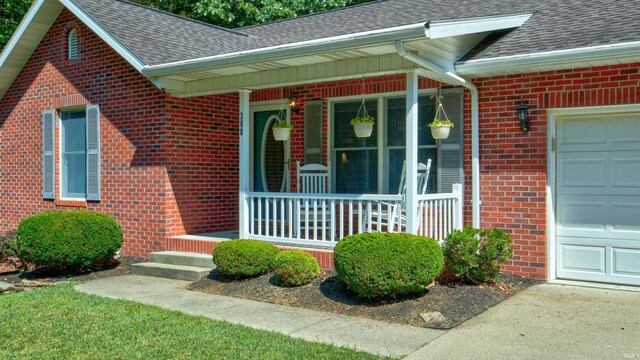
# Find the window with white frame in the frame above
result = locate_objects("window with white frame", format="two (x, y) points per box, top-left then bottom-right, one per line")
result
(61, 111), (87, 198)
(42, 106), (101, 201)
(331, 89), (463, 194)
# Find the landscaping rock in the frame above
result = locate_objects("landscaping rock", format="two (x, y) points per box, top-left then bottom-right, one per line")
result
(0, 281), (15, 293)
(420, 311), (447, 325)
(21, 279), (53, 287)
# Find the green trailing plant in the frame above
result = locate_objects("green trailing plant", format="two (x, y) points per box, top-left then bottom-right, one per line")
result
(442, 226), (514, 284)
(350, 115), (375, 125)
(273, 250), (321, 287)
(334, 232), (443, 299)
(16, 211), (123, 271)
(427, 118), (454, 127)
(213, 239), (279, 278)
(273, 119), (294, 129)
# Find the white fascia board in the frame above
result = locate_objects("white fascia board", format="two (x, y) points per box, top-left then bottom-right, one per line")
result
(142, 23), (427, 76)
(0, 0), (48, 70)
(61, 0), (146, 71)
(456, 41), (640, 76)
(425, 13), (532, 39)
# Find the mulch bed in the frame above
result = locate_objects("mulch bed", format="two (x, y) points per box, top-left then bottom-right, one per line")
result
(1, 256), (143, 285)
(189, 269), (539, 329)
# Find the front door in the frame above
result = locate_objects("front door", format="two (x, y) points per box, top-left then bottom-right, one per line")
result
(252, 109), (289, 193)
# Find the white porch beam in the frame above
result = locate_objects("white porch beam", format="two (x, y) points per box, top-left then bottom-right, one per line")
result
(238, 89), (252, 238)
(405, 71), (419, 234)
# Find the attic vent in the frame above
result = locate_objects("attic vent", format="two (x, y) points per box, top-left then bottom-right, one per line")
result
(68, 29), (78, 60)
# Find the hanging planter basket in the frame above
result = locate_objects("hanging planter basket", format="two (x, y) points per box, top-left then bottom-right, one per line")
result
(430, 124), (452, 140)
(353, 122), (374, 138)
(428, 96), (454, 140)
(350, 94), (375, 138)
(272, 126), (291, 141)
(272, 98), (293, 141)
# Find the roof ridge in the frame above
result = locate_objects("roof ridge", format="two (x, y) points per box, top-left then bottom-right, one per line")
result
(238, 0), (393, 30)
(110, 0), (252, 37)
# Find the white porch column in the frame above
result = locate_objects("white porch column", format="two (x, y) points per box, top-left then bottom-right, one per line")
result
(238, 89), (252, 238)
(405, 71), (419, 234)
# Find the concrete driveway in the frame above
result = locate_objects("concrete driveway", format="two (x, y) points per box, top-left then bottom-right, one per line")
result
(406, 284), (640, 360)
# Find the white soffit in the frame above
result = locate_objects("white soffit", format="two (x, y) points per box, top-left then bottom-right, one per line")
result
(425, 13), (532, 39)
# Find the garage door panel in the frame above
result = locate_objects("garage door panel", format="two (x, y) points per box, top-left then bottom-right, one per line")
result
(612, 158), (640, 187)
(556, 111), (640, 286)
(613, 248), (640, 276)
(557, 158), (606, 187)
(612, 203), (640, 233)
(557, 200), (606, 231)
(560, 244), (606, 273)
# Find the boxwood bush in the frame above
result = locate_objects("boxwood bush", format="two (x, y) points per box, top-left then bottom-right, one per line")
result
(274, 250), (320, 287)
(334, 232), (444, 299)
(442, 226), (514, 284)
(213, 239), (278, 278)
(16, 210), (123, 270)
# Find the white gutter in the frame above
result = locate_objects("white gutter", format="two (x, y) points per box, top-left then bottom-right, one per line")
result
(396, 41), (481, 228)
(143, 23), (428, 76)
(457, 40), (640, 76)
(425, 13), (532, 39)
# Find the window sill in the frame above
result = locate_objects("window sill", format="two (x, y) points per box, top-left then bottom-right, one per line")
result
(55, 199), (88, 208)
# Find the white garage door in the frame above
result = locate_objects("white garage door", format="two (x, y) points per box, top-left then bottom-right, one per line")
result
(556, 112), (640, 286)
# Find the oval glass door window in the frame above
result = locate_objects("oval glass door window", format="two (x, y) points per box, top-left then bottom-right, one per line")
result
(261, 114), (286, 192)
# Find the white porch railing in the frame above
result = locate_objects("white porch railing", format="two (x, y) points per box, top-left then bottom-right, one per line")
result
(240, 183), (463, 248)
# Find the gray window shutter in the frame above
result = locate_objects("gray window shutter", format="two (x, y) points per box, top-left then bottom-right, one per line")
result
(86, 105), (100, 201)
(304, 100), (324, 165)
(438, 88), (464, 193)
(42, 110), (56, 199)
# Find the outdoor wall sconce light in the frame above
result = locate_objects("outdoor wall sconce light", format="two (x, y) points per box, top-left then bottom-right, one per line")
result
(516, 100), (530, 133)
(289, 96), (301, 114)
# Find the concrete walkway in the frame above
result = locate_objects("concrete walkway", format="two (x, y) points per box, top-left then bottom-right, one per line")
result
(406, 284), (640, 360)
(75, 275), (444, 358)
(76, 276), (640, 359)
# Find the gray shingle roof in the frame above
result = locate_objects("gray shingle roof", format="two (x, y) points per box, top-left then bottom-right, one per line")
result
(73, 0), (640, 67)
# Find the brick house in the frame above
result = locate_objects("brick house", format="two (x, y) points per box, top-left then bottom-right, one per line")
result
(1, 0), (639, 286)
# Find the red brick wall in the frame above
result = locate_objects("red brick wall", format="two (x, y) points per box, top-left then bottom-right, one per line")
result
(468, 64), (640, 279)
(0, 10), (169, 257)
(163, 95), (241, 236)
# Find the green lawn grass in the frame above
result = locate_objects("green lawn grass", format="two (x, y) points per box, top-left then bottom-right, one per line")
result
(0, 285), (382, 359)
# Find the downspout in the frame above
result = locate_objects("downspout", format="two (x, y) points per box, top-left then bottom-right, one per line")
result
(395, 41), (481, 228)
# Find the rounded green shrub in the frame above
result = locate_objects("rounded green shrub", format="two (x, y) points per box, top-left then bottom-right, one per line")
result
(334, 232), (444, 299)
(442, 226), (514, 284)
(274, 250), (320, 287)
(213, 239), (278, 278)
(16, 210), (123, 270)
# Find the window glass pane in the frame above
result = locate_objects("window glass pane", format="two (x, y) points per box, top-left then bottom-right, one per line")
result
(335, 150), (377, 193)
(65, 153), (86, 195)
(386, 96), (437, 147)
(387, 148), (437, 194)
(63, 112), (86, 152)
(333, 100), (377, 148)
(62, 111), (86, 197)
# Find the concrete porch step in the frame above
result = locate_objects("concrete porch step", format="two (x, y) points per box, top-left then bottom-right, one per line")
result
(149, 251), (214, 268)
(131, 262), (213, 281)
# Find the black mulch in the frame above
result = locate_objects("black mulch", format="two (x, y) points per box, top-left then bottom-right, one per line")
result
(1, 256), (143, 285)
(189, 269), (540, 329)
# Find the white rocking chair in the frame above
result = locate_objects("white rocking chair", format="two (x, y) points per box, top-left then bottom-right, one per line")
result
(296, 161), (332, 240)
(363, 159), (432, 232)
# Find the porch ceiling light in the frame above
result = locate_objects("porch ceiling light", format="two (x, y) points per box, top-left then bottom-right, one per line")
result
(516, 100), (530, 133)
(289, 96), (300, 114)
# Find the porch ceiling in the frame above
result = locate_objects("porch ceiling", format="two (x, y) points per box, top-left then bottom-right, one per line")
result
(152, 33), (490, 97)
